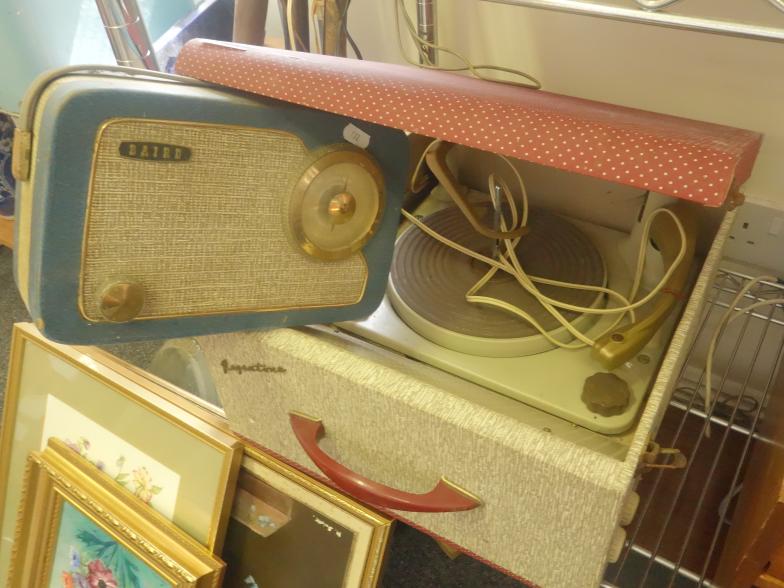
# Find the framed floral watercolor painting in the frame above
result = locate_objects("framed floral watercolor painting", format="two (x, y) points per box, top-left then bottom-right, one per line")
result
(51, 502), (171, 588)
(8, 438), (224, 587)
(221, 446), (393, 588)
(0, 323), (242, 581)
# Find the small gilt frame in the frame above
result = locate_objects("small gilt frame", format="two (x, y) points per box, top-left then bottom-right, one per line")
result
(8, 438), (225, 588)
(0, 321), (242, 574)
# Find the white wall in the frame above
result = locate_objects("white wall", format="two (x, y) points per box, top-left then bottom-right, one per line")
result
(342, 1), (784, 208)
(0, 0), (203, 113)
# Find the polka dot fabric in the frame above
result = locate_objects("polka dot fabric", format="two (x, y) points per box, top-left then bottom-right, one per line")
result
(176, 39), (762, 207)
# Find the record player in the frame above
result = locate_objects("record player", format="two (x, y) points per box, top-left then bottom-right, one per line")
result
(116, 40), (767, 587)
(339, 143), (697, 435)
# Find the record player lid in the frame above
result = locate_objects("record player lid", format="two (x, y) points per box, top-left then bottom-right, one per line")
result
(176, 39), (762, 208)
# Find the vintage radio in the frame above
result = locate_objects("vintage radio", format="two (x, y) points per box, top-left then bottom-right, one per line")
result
(12, 66), (409, 343)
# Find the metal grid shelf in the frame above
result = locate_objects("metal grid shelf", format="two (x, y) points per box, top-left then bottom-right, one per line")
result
(603, 267), (784, 588)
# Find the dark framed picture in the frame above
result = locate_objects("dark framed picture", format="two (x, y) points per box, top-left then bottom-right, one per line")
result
(223, 446), (393, 587)
(8, 438), (225, 587)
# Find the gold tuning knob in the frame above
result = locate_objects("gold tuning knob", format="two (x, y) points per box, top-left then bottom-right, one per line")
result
(327, 192), (357, 224)
(99, 281), (145, 322)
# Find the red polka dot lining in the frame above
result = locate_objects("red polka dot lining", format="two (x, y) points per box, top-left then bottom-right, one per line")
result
(175, 39), (762, 207)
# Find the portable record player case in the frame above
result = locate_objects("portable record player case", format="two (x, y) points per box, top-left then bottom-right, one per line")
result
(195, 232), (729, 588)
(170, 41), (760, 588)
(170, 40), (763, 588)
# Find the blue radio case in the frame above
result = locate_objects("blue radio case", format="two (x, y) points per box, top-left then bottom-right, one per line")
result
(13, 69), (409, 343)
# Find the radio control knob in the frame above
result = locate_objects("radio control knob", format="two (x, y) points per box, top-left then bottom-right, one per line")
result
(582, 372), (630, 417)
(327, 192), (357, 224)
(99, 281), (145, 322)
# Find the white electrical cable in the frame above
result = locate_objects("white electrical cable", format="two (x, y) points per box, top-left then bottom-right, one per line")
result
(287, 0), (298, 50)
(703, 275), (784, 436)
(404, 207), (684, 349)
(411, 140), (684, 317)
(311, 7), (323, 54)
(512, 208), (686, 316)
(401, 145), (687, 351)
(393, 0), (542, 89)
(483, 177), (615, 346)
(471, 173), (609, 346)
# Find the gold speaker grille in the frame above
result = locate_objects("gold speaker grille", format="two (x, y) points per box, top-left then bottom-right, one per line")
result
(80, 118), (368, 321)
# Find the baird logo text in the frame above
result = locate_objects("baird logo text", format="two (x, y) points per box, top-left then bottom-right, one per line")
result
(119, 141), (192, 162)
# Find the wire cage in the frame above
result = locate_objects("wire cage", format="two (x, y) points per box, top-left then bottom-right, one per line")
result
(604, 267), (784, 587)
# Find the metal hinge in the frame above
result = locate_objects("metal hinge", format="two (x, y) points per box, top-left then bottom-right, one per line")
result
(728, 188), (745, 211)
(641, 441), (687, 470)
(12, 129), (32, 181)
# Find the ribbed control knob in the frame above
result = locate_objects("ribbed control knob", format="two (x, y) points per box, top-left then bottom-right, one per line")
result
(582, 372), (630, 417)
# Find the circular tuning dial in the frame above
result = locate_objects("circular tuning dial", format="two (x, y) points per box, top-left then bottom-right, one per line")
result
(288, 145), (385, 260)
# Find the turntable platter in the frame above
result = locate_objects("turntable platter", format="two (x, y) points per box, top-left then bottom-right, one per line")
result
(389, 205), (607, 356)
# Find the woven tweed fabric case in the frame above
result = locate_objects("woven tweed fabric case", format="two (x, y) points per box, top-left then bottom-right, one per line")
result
(197, 209), (734, 588)
(14, 71), (408, 343)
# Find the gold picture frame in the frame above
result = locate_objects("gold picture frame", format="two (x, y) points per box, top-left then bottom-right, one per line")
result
(8, 438), (225, 587)
(0, 323), (242, 580)
(222, 445), (393, 588)
(84, 342), (230, 433)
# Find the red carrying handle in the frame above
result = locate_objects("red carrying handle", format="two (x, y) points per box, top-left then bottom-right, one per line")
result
(289, 413), (480, 513)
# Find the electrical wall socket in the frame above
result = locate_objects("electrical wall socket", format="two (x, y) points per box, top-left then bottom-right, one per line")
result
(722, 202), (784, 277)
